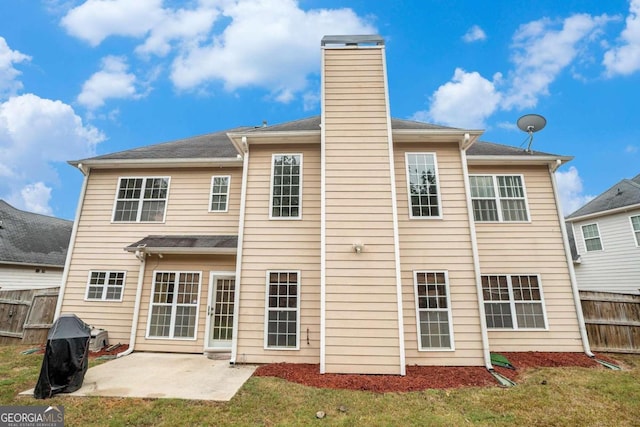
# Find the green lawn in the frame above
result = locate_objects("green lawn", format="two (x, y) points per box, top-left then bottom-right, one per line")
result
(2, 345), (639, 426)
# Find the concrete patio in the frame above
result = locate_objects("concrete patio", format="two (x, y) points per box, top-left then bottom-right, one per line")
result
(24, 352), (257, 401)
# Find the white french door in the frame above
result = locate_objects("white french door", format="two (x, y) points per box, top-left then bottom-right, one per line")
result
(206, 273), (235, 350)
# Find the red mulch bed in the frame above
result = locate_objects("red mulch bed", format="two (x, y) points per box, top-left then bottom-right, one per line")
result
(253, 352), (615, 392)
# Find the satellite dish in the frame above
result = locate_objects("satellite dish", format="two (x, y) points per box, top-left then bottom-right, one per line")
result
(517, 114), (547, 152)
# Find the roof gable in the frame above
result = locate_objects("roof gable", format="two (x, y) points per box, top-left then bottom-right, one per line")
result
(0, 200), (73, 267)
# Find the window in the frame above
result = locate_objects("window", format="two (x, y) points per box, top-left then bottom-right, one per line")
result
(470, 175), (529, 222)
(113, 177), (169, 222)
(482, 274), (546, 329)
(406, 153), (441, 218)
(210, 176), (230, 212)
(630, 215), (640, 246)
(147, 271), (201, 339)
(581, 223), (603, 252)
(265, 271), (299, 349)
(414, 271), (454, 350)
(270, 154), (302, 219)
(85, 271), (125, 301)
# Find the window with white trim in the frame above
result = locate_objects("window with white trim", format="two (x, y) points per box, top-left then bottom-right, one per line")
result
(630, 215), (640, 246)
(270, 154), (302, 219)
(113, 177), (169, 222)
(414, 271), (453, 349)
(265, 271), (299, 349)
(85, 271), (125, 301)
(406, 153), (441, 218)
(147, 271), (201, 339)
(581, 223), (603, 252)
(482, 274), (546, 329)
(210, 176), (230, 212)
(470, 175), (529, 222)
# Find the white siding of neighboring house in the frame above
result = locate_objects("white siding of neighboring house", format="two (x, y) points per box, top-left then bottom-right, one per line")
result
(572, 208), (640, 294)
(0, 264), (63, 290)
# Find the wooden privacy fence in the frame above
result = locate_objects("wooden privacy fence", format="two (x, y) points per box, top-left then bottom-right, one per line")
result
(0, 287), (59, 345)
(580, 290), (640, 353)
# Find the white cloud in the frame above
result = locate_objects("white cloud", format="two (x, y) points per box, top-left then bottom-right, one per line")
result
(413, 68), (502, 128)
(0, 94), (105, 213)
(462, 25), (487, 43)
(61, 0), (164, 46)
(0, 37), (31, 99)
(170, 0), (376, 99)
(77, 56), (141, 109)
(503, 14), (611, 110)
(556, 166), (595, 215)
(603, 0), (640, 76)
(19, 182), (53, 215)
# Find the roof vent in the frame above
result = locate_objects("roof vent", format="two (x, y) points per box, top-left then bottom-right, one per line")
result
(616, 187), (622, 195)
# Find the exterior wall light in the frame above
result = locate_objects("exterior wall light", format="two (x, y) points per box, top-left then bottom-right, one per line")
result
(353, 243), (364, 254)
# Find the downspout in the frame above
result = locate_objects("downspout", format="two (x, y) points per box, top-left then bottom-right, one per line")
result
(381, 44), (406, 376)
(54, 163), (90, 319)
(117, 250), (146, 358)
(461, 146), (493, 370)
(549, 160), (594, 357)
(319, 47), (327, 374)
(230, 137), (249, 365)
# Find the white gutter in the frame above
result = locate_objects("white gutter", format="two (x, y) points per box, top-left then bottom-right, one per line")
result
(230, 137), (249, 365)
(461, 148), (493, 370)
(467, 155), (573, 166)
(549, 162), (593, 357)
(566, 202), (640, 223)
(69, 157), (243, 170)
(54, 165), (90, 319)
(124, 247), (237, 255)
(319, 48), (327, 374)
(381, 44), (406, 376)
(117, 252), (147, 358)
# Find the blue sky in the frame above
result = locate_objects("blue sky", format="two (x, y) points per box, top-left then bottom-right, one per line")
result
(1, 0), (639, 220)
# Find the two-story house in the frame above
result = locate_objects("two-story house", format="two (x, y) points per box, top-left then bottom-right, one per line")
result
(55, 35), (590, 375)
(566, 173), (640, 294)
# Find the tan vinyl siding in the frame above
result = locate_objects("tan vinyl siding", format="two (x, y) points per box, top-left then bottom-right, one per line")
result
(323, 47), (401, 375)
(235, 144), (321, 364)
(135, 254), (236, 353)
(59, 166), (242, 345)
(396, 143), (484, 366)
(470, 165), (583, 352)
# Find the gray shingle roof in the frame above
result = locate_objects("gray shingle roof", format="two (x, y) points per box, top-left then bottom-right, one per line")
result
(73, 116), (562, 163)
(0, 200), (73, 267)
(566, 174), (640, 219)
(125, 235), (238, 252)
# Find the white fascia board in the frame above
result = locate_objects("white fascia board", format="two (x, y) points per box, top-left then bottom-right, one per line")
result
(227, 131), (320, 148)
(69, 158), (244, 170)
(124, 247), (237, 255)
(565, 203), (640, 223)
(0, 260), (64, 269)
(467, 154), (573, 167)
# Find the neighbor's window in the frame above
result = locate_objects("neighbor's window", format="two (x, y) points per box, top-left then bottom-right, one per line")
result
(147, 271), (201, 339)
(414, 271), (454, 350)
(85, 271), (125, 301)
(406, 153), (441, 218)
(482, 274), (546, 329)
(270, 154), (302, 219)
(470, 175), (529, 222)
(630, 215), (640, 246)
(210, 176), (230, 212)
(113, 177), (169, 222)
(581, 223), (603, 252)
(265, 271), (299, 349)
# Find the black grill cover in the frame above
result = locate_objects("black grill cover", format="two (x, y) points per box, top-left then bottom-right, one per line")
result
(34, 314), (91, 399)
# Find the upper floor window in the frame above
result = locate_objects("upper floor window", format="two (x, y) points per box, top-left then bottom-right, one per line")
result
(85, 271), (125, 301)
(470, 175), (529, 222)
(406, 153), (441, 218)
(581, 223), (603, 252)
(210, 176), (230, 212)
(113, 177), (169, 222)
(482, 274), (546, 329)
(630, 215), (640, 247)
(270, 154), (302, 219)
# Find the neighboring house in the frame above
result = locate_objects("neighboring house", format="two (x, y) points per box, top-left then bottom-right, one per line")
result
(55, 35), (589, 375)
(0, 200), (73, 290)
(565, 173), (640, 294)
